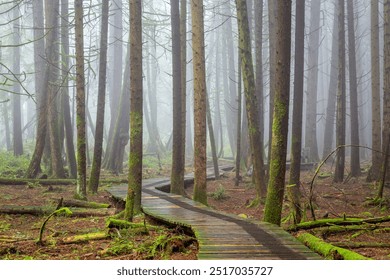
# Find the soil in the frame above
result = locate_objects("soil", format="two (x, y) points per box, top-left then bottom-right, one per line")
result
(1, 163), (390, 260)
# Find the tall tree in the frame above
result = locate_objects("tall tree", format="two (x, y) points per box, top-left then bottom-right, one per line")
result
(12, 1), (23, 156)
(170, 0), (185, 195)
(263, 0), (292, 225)
(60, 0), (77, 179)
(288, 0), (305, 224)
(322, 2), (339, 159)
(26, 0), (47, 177)
(89, 0), (110, 193)
(334, 0), (346, 183)
(74, 0), (87, 198)
(180, 0), (188, 171)
(46, 0), (66, 178)
(191, 0), (207, 205)
(125, 0), (143, 221)
(369, 0), (382, 181)
(384, 0), (390, 176)
(305, 0), (321, 163)
(236, 0), (266, 200)
(347, 0), (361, 177)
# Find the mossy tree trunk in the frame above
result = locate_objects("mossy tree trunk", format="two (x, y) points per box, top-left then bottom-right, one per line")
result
(263, 0), (292, 226)
(191, 0), (207, 205)
(369, 0), (382, 181)
(170, 0), (185, 195)
(61, 0), (77, 179)
(236, 0), (266, 200)
(288, 0), (305, 224)
(89, 0), (109, 193)
(334, 0), (346, 183)
(125, 0), (143, 221)
(74, 0), (87, 199)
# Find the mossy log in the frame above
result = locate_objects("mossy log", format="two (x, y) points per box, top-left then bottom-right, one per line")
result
(318, 224), (379, 236)
(297, 233), (371, 260)
(57, 199), (111, 209)
(288, 216), (390, 232)
(0, 177), (127, 186)
(0, 205), (115, 217)
(62, 231), (110, 244)
(105, 218), (158, 231)
(331, 242), (390, 249)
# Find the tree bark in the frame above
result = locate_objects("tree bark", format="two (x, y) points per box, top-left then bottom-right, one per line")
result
(61, 0), (77, 179)
(125, 0), (143, 221)
(322, 2), (339, 159)
(304, 0), (321, 163)
(263, 0), (291, 225)
(191, 0), (207, 205)
(74, 0), (87, 198)
(369, 0), (382, 181)
(334, 0), (346, 183)
(170, 0), (185, 195)
(288, 0), (305, 224)
(347, 0), (361, 177)
(236, 0), (266, 200)
(12, 1), (23, 156)
(89, 0), (110, 193)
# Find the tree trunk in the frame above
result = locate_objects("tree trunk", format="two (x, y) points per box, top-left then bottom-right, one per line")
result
(347, 0), (361, 177)
(322, 3), (339, 159)
(206, 92), (220, 180)
(236, 0), (266, 200)
(334, 0), (346, 183)
(170, 0), (185, 195)
(288, 0), (305, 224)
(124, 0), (143, 221)
(191, 0), (207, 205)
(89, 0), (109, 193)
(180, 0), (188, 169)
(74, 0), (87, 198)
(304, 0), (321, 163)
(369, 0), (382, 181)
(222, 3), (238, 158)
(263, 0), (292, 225)
(12, 2), (23, 156)
(61, 0), (77, 179)
(383, 0), (390, 181)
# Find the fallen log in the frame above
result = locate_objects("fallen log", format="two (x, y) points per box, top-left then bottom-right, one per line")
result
(0, 177), (127, 186)
(331, 242), (390, 249)
(106, 218), (158, 231)
(297, 233), (371, 260)
(56, 199), (111, 209)
(318, 224), (380, 237)
(288, 215), (390, 232)
(62, 231), (110, 244)
(0, 205), (115, 217)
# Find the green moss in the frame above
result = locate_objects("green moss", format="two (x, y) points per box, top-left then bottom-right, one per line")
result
(297, 233), (371, 260)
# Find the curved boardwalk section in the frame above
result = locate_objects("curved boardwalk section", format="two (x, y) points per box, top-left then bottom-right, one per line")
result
(108, 177), (320, 260)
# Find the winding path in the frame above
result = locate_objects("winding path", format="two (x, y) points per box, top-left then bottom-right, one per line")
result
(108, 173), (320, 260)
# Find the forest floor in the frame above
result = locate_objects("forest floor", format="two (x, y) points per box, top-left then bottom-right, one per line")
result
(191, 162), (390, 260)
(1, 161), (390, 260)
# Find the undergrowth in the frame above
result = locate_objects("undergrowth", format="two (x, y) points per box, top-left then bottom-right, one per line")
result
(0, 152), (30, 178)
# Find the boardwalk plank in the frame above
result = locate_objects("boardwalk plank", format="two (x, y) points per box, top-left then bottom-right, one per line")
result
(107, 173), (320, 260)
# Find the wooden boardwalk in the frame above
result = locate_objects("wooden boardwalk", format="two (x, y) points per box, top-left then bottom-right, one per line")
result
(108, 175), (320, 260)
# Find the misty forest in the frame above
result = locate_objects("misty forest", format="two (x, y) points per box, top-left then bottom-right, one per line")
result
(0, 0), (390, 260)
